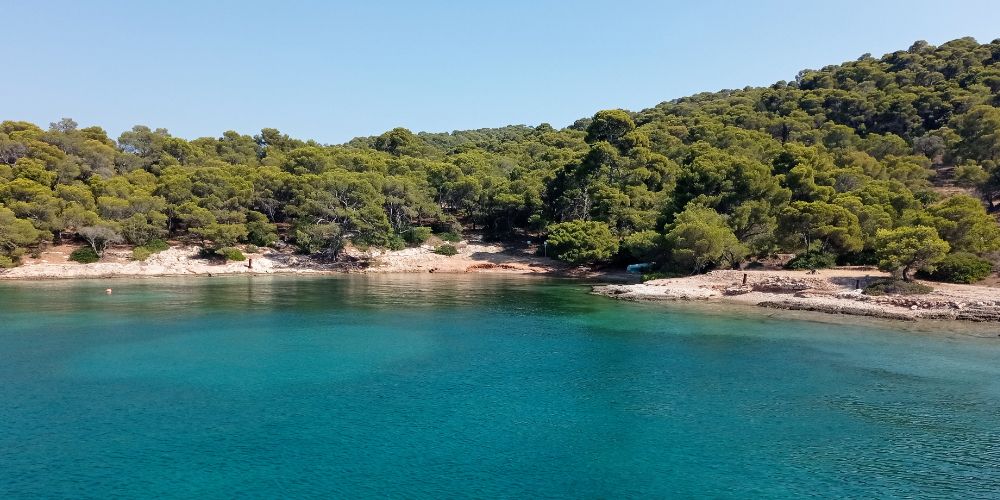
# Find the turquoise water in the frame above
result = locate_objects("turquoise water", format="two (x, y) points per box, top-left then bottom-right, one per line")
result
(2, 275), (999, 498)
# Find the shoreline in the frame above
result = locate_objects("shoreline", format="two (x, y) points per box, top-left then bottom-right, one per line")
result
(593, 269), (1000, 326)
(617, 295), (1000, 339)
(0, 241), (623, 282)
(6, 242), (1000, 330)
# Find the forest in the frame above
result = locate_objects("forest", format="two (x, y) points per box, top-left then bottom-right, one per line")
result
(3, 37), (1000, 282)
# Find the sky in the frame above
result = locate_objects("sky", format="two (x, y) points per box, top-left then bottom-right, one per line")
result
(3, 0), (1000, 144)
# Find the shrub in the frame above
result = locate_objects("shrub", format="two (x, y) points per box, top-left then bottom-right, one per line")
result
(145, 239), (170, 252)
(641, 271), (684, 282)
(131, 247), (152, 261)
(404, 227), (433, 245)
(0, 255), (17, 269)
(863, 279), (933, 296)
(785, 251), (837, 270)
(245, 211), (278, 247)
(132, 239), (170, 261)
(434, 244), (458, 256)
(437, 231), (462, 243)
(294, 223), (343, 256)
(920, 252), (993, 284)
(69, 246), (100, 264)
(216, 247), (245, 261)
(244, 244), (259, 254)
(386, 235), (406, 251)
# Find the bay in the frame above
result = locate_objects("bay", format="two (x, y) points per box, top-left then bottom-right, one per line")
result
(1, 275), (999, 498)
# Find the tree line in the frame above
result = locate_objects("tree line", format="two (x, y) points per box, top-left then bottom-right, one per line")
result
(2, 37), (1000, 281)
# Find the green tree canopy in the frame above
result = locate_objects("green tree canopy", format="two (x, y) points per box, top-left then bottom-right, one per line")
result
(546, 220), (619, 265)
(874, 226), (950, 281)
(665, 204), (746, 273)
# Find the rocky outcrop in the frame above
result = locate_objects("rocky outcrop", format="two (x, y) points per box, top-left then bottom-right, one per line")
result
(751, 276), (819, 293)
(758, 300), (918, 321)
(593, 269), (1000, 324)
(593, 283), (720, 301)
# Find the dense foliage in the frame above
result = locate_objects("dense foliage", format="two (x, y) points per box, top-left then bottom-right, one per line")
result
(874, 226), (950, 280)
(919, 251), (994, 283)
(433, 244), (458, 256)
(2, 38), (1000, 274)
(69, 246), (99, 264)
(863, 279), (934, 296)
(785, 251), (838, 270)
(546, 220), (620, 264)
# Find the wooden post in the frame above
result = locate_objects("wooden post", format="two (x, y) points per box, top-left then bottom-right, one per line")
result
(742, 273), (748, 285)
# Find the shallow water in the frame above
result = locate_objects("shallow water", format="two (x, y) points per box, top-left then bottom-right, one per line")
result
(1, 275), (999, 498)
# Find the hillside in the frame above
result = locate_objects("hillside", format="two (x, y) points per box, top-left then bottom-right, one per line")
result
(2, 37), (1000, 279)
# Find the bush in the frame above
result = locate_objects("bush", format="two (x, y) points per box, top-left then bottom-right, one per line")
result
(69, 247), (100, 264)
(245, 211), (278, 247)
(0, 255), (17, 269)
(437, 231), (462, 243)
(294, 223), (343, 256)
(640, 271), (685, 282)
(244, 244), (259, 254)
(145, 239), (170, 252)
(920, 252), (993, 284)
(785, 251), (837, 270)
(404, 227), (434, 245)
(132, 239), (170, 261)
(863, 279), (933, 296)
(386, 235), (406, 251)
(131, 247), (152, 261)
(216, 247), (245, 261)
(434, 244), (458, 256)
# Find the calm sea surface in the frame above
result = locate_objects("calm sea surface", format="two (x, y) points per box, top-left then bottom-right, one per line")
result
(2, 275), (999, 498)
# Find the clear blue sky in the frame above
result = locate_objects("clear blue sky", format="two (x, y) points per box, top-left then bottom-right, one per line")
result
(3, 0), (999, 144)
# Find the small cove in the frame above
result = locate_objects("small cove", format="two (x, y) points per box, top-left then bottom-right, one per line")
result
(2, 275), (999, 498)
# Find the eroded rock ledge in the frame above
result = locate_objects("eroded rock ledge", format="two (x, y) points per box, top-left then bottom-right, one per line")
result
(593, 269), (1000, 324)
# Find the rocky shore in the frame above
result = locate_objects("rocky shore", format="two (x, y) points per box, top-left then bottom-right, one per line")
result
(593, 269), (1000, 323)
(10, 243), (1000, 325)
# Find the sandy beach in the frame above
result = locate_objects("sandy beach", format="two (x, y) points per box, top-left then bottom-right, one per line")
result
(0, 240), (569, 280)
(594, 269), (1000, 323)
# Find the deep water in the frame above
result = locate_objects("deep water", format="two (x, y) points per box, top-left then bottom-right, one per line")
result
(1, 275), (999, 498)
